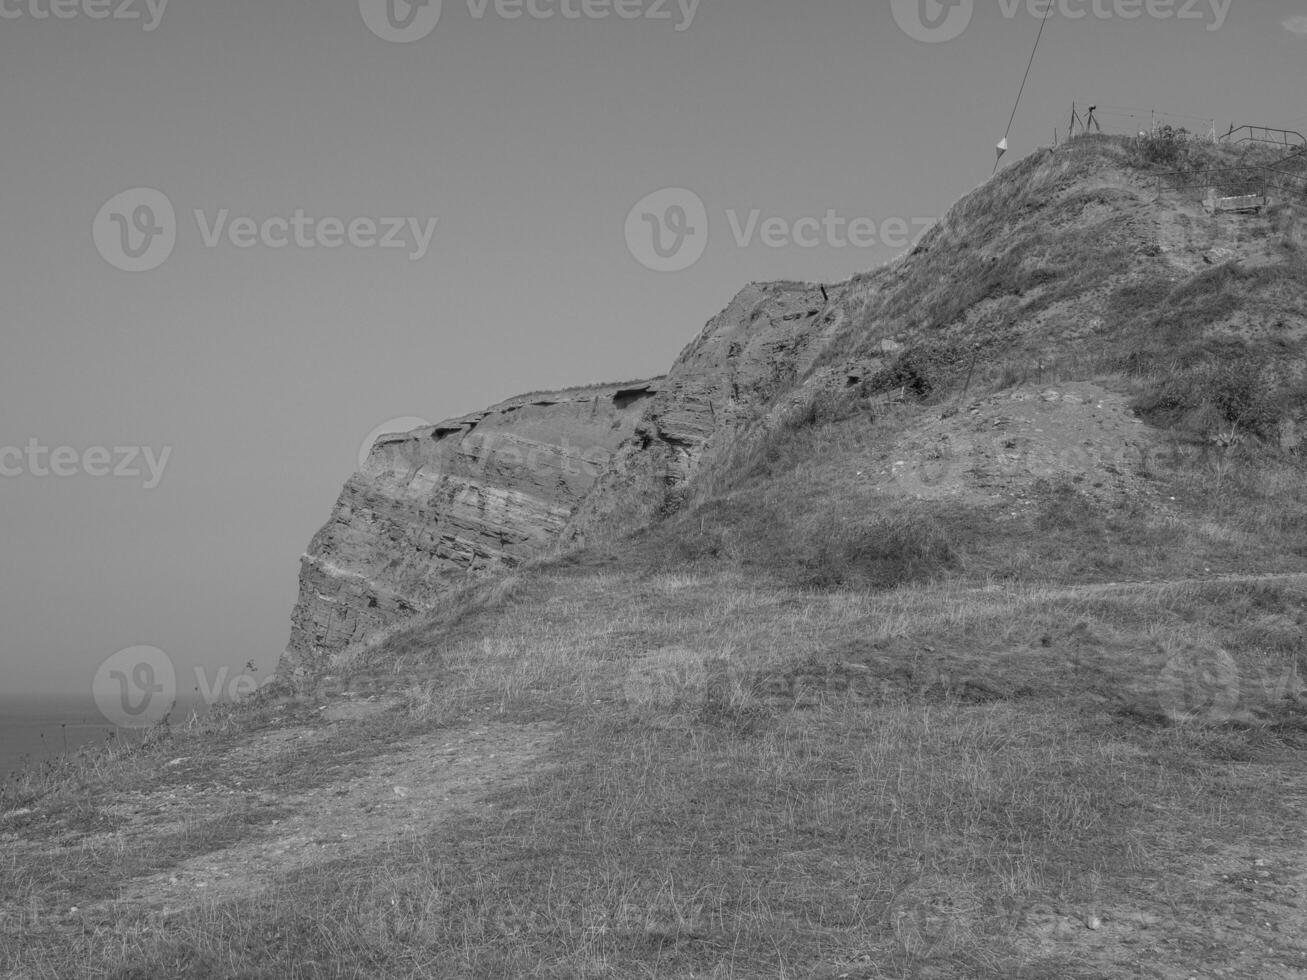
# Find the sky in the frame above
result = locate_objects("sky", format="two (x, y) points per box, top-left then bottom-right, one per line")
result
(2, 0), (1305, 707)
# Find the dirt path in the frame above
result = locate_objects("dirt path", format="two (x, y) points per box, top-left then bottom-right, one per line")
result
(46, 715), (558, 923)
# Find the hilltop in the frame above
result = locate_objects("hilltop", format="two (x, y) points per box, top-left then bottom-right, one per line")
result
(282, 132), (1307, 688)
(3, 133), (1307, 979)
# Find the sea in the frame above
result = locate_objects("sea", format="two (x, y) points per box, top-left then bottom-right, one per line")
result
(0, 694), (201, 783)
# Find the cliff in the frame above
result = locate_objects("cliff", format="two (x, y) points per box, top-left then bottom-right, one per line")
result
(281, 382), (660, 684)
(281, 134), (1307, 685)
(281, 280), (846, 685)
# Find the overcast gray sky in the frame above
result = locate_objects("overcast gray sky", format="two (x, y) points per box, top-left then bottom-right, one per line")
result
(2, 0), (1305, 699)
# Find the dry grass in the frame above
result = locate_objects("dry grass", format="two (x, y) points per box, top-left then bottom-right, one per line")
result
(5, 133), (1307, 977)
(5, 565), (1305, 977)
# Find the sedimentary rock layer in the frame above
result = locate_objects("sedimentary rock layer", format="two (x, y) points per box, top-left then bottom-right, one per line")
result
(281, 383), (658, 683)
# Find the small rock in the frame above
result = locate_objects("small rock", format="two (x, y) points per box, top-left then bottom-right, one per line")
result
(393, 786), (411, 798)
(1087, 916), (1102, 930)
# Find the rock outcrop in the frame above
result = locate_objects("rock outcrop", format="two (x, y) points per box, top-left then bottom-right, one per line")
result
(281, 382), (660, 684)
(562, 280), (869, 539)
(281, 279), (861, 684)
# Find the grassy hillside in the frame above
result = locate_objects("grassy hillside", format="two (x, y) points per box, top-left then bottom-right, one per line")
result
(4, 134), (1307, 979)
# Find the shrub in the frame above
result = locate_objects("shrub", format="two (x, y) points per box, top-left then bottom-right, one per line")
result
(1133, 353), (1293, 441)
(864, 344), (966, 402)
(1133, 126), (1195, 170)
(799, 512), (957, 590)
(785, 388), (866, 430)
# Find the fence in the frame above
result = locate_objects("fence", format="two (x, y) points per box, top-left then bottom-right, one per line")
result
(1067, 102), (1217, 142)
(1222, 125), (1307, 151)
(1064, 104), (1307, 155)
(1155, 166), (1307, 206)
(1270, 150), (1307, 176)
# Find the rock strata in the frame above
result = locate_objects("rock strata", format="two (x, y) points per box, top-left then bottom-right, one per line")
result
(282, 383), (659, 683)
(282, 280), (842, 683)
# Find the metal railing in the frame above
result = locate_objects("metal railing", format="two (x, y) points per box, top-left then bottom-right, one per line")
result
(1270, 149), (1307, 175)
(1155, 165), (1307, 203)
(1222, 125), (1307, 150)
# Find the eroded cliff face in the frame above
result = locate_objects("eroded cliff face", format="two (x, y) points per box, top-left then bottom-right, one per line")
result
(280, 280), (847, 685)
(564, 280), (849, 537)
(281, 383), (659, 684)
(282, 137), (1307, 687)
